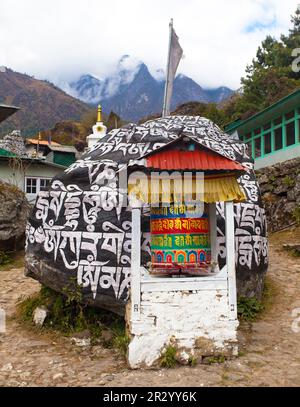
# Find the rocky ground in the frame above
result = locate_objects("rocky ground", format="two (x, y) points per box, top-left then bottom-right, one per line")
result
(1, 227), (300, 387)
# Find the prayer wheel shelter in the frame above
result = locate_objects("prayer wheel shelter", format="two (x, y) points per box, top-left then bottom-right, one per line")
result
(25, 115), (268, 367)
(126, 139), (247, 367)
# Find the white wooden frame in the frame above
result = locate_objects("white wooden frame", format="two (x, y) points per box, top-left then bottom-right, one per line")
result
(225, 200), (237, 319)
(130, 195), (142, 321)
(25, 176), (52, 194)
(130, 198), (237, 322)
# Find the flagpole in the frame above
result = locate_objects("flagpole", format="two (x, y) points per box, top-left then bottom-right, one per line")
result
(162, 18), (173, 117)
(37, 131), (41, 156)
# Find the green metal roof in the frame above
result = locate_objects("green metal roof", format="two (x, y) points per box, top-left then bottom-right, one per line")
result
(225, 88), (300, 134)
(52, 151), (76, 167)
(0, 147), (16, 157)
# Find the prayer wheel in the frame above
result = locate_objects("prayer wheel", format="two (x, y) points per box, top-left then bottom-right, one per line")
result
(150, 203), (211, 276)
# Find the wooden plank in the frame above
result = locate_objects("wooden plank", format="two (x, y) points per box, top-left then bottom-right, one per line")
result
(131, 204), (141, 320)
(209, 202), (217, 264)
(141, 279), (228, 293)
(225, 201), (237, 319)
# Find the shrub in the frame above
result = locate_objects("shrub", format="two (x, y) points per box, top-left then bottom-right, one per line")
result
(17, 284), (126, 352)
(237, 296), (264, 322)
(160, 345), (177, 368)
(282, 176), (295, 187)
(292, 206), (300, 225)
(0, 251), (12, 267)
(206, 355), (226, 364)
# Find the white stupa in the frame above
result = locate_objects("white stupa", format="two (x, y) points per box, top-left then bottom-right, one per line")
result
(86, 105), (107, 148)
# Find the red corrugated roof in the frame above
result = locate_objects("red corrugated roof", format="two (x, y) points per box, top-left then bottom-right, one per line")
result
(27, 139), (61, 146)
(146, 149), (244, 171)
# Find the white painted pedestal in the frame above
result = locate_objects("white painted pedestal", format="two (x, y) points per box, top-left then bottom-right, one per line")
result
(127, 201), (239, 368)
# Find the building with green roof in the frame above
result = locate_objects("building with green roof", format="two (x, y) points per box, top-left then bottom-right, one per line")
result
(0, 104), (78, 203)
(225, 88), (300, 169)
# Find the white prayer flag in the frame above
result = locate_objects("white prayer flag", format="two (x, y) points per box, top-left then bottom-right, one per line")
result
(162, 20), (183, 117)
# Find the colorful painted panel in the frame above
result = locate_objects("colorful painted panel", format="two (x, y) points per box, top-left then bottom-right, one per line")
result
(150, 204), (211, 272)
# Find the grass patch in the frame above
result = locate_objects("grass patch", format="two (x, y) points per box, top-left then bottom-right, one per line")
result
(237, 297), (264, 322)
(206, 355), (226, 364)
(292, 206), (300, 225)
(160, 345), (177, 368)
(0, 251), (24, 271)
(282, 176), (295, 188)
(238, 276), (278, 322)
(16, 284), (127, 353)
(112, 328), (130, 356)
(0, 250), (12, 267)
(188, 356), (197, 367)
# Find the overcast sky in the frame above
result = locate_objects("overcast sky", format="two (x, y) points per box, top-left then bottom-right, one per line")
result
(0, 0), (299, 89)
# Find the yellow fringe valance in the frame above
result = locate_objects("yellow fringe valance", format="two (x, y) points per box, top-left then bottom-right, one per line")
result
(128, 174), (246, 204)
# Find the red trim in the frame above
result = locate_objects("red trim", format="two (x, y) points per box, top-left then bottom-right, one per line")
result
(146, 149), (244, 171)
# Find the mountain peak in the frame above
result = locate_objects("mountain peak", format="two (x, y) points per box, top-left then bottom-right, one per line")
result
(66, 58), (234, 121)
(117, 55), (142, 74)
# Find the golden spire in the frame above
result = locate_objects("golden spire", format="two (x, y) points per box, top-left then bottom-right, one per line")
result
(97, 105), (102, 122)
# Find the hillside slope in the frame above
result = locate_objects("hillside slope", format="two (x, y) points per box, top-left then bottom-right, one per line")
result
(0, 68), (91, 136)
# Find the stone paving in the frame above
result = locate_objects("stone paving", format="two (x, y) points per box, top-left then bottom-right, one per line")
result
(1, 227), (300, 387)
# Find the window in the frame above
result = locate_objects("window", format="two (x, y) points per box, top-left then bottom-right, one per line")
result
(254, 137), (261, 158)
(274, 127), (283, 151)
(263, 122), (271, 131)
(25, 177), (51, 194)
(286, 122), (296, 147)
(285, 111), (294, 121)
(254, 128), (261, 135)
(26, 178), (37, 194)
(264, 132), (272, 155)
(40, 178), (51, 191)
(274, 117), (282, 126)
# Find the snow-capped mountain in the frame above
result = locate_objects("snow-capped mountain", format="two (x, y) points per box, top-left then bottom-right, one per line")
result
(66, 55), (233, 122)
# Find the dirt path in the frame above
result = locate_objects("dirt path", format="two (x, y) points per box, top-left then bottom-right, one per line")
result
(1, 228), (300, 387)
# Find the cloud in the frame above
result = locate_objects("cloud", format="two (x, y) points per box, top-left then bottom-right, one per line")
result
(0, 0), (298, 89)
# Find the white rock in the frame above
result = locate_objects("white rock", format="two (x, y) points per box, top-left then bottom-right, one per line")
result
(53, 373), (64, 380)
(175, 350), (190, 365)
(33, 306), (48, 326)
(70, 337), (91, 347)
(1, 363), (13, 372)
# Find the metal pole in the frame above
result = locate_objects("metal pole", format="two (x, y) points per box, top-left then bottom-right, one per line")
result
(162, 18), (173, 117)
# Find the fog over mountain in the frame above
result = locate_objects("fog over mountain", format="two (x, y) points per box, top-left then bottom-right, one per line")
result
(64, 55), (234, 122)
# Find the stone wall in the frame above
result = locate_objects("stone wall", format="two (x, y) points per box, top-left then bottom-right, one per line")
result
(0, 130), (27, 156)
(255, 157), (300, 232)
